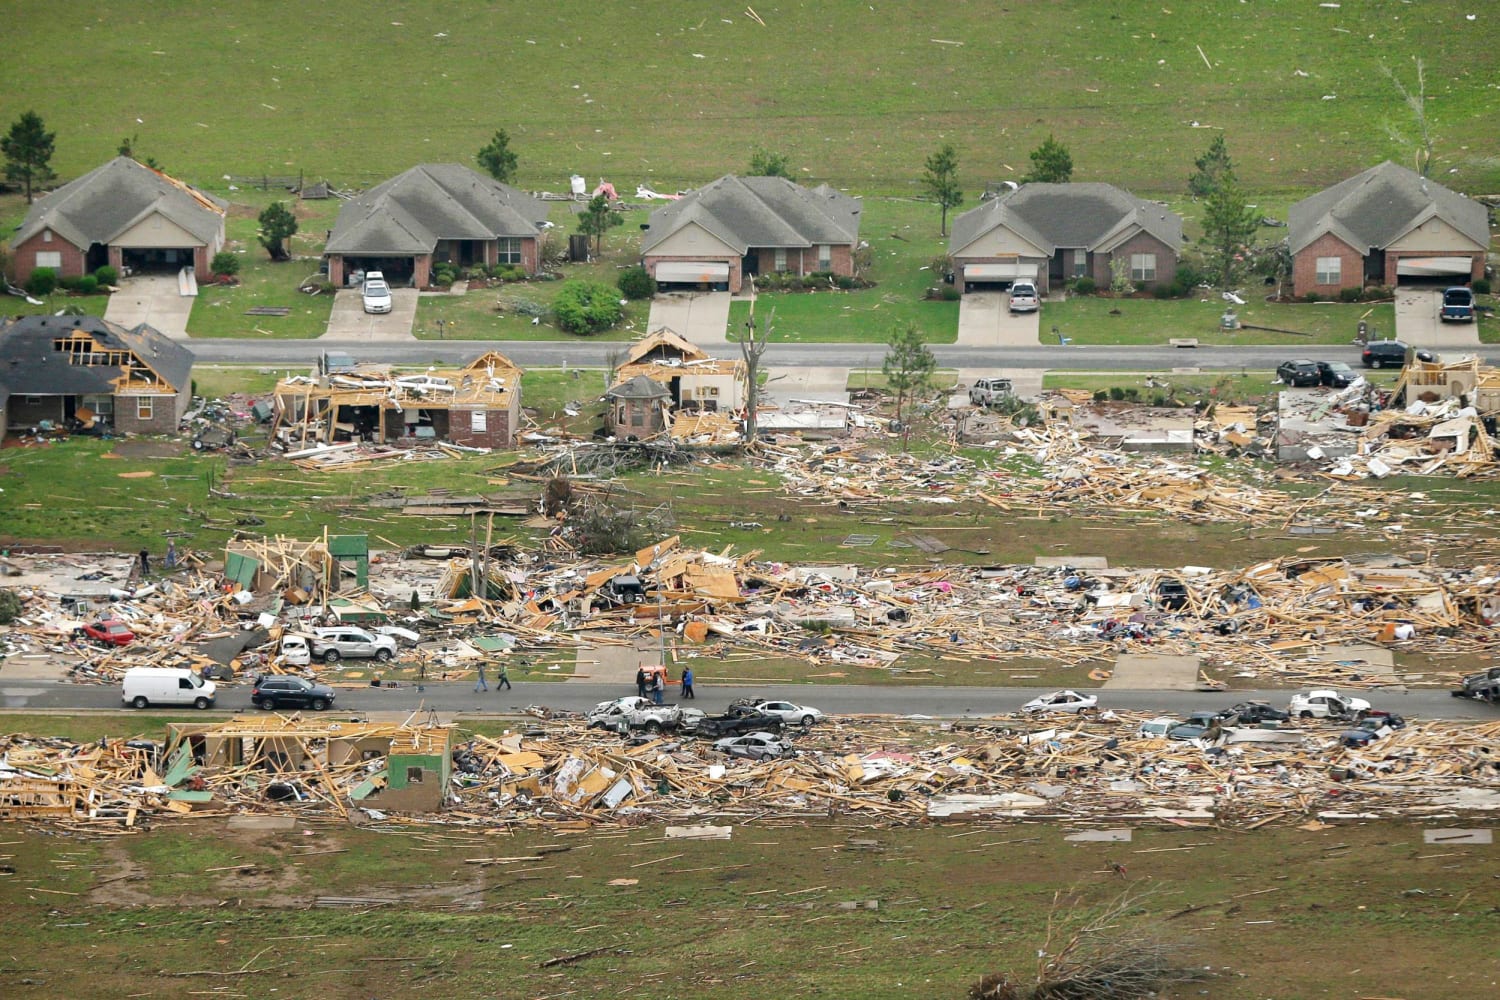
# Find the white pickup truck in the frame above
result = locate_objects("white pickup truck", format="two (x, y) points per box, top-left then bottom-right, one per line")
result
(587, 696), (704, 735)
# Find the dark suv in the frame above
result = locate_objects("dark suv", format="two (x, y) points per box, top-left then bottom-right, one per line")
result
(1276, 360), (1321, 387)
(252, 675), (336, 711)
(1361, 340), (1434, 369)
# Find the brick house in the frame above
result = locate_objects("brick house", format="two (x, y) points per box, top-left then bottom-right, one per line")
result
(9, 157), (227, 286)
(0, 314), (193, 435)
(324, 165), (548, 288)
(641, 175), (862, 293)
(948, 183), (1183, 295)
(1289, 162), (1489, 297)
(270, 350), (522, 449)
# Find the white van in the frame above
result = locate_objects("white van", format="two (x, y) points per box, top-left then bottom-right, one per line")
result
(121, 667), (218, 710)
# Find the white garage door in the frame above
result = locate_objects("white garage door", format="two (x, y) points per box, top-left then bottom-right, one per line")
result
(1396, 256), (1472, 278)
(964, 263), (1039, 281)
(656, 261), (730, 283)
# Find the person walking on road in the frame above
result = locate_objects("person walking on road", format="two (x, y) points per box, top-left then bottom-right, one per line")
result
(474, 662), (489, 693)
(498, 660), (512, 690)
(636, 667), (647, 699)
(681, 666), (695, 699)
(651, 671), (665, 705)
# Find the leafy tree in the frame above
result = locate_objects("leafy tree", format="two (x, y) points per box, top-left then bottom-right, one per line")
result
(257, 201), (298, 261)
(2, 110), (57, 203)
(1023, 133), (1073, 184)
(1197, 172), (1261, 289)
(476, 129), (519, 183)
(881, 322), (936, 451)
(920, 143), (964, 237)
(1109, 257), (1133, 295)
(1187, 134), (1234, 198)
(747, 148), (791, 178)
(117, 134), (136, 158)
(576, 192), (622, 257)
(552, 280), (623, 335)
(210, 251), (241, 277)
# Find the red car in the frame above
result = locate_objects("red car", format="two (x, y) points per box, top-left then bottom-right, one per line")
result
(75, 619), (135, 646)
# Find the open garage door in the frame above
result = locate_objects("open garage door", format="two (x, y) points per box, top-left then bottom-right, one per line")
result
(655, 261), (730, 288)
(963, 262), (1037, 291)
(1397, 256), (1472, 279)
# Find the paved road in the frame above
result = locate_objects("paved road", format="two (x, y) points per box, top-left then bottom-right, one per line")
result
(3, 679), (1491, 721)
(180, 338), (1500, 371)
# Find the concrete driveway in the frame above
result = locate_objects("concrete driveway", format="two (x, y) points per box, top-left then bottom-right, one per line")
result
(763, 366), (849, 406)
(646, 291), (730, 346)
(957, 291), (1041, 346)
(948, 368), (1045, 409)
(322, 287), (418, 341)
(1394, 286), (1479, 349)
(103, 275), (194, 339)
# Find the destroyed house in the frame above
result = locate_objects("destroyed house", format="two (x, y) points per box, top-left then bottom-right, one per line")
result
(270, 350), (522, 449)
(1289, 161), (1488, 297)
(611, 328), (746, 416)
(604, 374), (671, 438)
(0, 314), (193, 434)
(641, 174), (862, 293)
(323, 163), (548, 287)
(10, 156), (228, 286)
(948, 183), (1182, 295)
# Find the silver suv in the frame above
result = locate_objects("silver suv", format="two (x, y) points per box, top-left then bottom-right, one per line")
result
(1008, 280), (1039, 313)
(310, 626), (397, 663)
(969, 377), (1015, 407)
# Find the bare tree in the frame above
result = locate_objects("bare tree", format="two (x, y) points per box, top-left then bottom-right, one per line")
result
(1383, 58), (1434, 177)
(734, 298), (773, 443)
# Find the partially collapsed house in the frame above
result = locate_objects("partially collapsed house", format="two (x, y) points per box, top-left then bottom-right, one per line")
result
(8, 156), (228, 286)
(604, 329), (747, 441)
(0, 314), (194, 434)
(270, 350), (522, 449)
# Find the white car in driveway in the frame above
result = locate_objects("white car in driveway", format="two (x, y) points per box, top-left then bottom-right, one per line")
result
(743, 699), (825, 727)
(1022, 689), (1098, 715)
(362, 271), (393, 314)
(1008, 279), (1039, 313)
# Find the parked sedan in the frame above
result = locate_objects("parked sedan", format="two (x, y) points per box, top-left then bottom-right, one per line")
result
(743, 699), (825, 727)
(711, 732), (793, 761)
(1021, 690), (1098, 715)
(1316, 361), (1359, 388)
(1276, 360), (1321, 387)
(74, 618), (135, 646)
(1137, 717), (1176, 738)
(361, 272), (393, 314)
(252, 675), (337, 711)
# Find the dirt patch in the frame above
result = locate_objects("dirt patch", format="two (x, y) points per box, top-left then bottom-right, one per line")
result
(106, 440), (185, 460)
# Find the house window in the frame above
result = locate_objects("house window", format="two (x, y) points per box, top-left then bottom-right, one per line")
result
(817, 245), (831, 270)
(42, 229), (52, 243)
(617, 405), (627, 424)
(1315, 257), (1341, 284)
(35, 251), (61, 270)
(406, 767), (424, 784)
(136, 397), (154, 421)
(471, 410), (487, 433)
(82, 395), (114, 419)
(497, 238), (522, 264)
(1130, 253), (1157, 282)
(774, 248), (787, 272)
(1072, 251), (1087, 278)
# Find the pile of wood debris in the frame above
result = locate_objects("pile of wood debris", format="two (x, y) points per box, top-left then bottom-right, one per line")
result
(3, 712), (1497, 831)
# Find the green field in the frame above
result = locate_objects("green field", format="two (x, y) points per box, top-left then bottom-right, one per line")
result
(5, 1), (1497, 196)
(0, 815), (1493, 998)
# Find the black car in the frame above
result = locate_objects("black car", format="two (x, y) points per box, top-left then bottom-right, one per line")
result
(252, 675), (336, 711)
(692, 706), (785, 738)
(1316, 361), (1358, 388)
(1361, 340), (1435, 369)
(1230, 701), (1290, 724)
(1276, 360), (1321, 387)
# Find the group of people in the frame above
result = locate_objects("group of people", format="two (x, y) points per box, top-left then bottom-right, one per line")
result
(636, 666), (693, 703)
(473, 660), (512, 692)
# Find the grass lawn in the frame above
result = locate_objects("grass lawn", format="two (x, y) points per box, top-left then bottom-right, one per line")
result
(1046, 295), (1396, 346)
(729, 197), (959, 344)
(0, 815), (1493, 998)
(5, 2), (1498, 198)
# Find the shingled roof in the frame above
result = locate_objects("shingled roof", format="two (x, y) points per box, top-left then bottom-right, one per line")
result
(13, 157), (226, 249)
(1289, 161), (1490, 255)
(642, 176), (861, 255)
(950, 183), (1183, 256)
(326, 164), (547, 256)
(0, 314), (194, 396)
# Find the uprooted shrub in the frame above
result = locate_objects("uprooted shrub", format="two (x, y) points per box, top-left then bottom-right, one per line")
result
(0, 589), (22, 625)
(566, 495), (674, 556)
